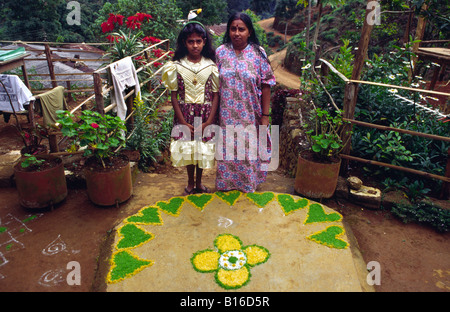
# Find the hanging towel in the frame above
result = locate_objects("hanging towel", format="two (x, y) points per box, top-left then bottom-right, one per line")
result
(0, 47), (26, 62)
(0, 74), (33, 112)
(38, 86), (67, 126)
(110, 56), (140, 120)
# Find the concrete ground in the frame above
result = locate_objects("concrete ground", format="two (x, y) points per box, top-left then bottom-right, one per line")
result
(0, 148), (372, 292)
(105, 174), (372, 292)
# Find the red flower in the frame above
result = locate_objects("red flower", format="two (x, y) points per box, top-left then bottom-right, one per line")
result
(107, 13), (116, 24)
(126, 16), (142, 30)
(153, 62), (163, 68)
(142, 36), (161, 44)
(135, 12), (152, 22)
(115, 14), (125, 26)
(152, 48), (164, 58)
(91, 123), (99, 129)
(101, 21), (114, 33)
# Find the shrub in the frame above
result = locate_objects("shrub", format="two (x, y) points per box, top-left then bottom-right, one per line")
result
(391, 201), (450, 233)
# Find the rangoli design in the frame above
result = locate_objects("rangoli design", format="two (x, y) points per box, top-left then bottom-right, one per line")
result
(191, 234), (270, 289)
(106, 191), (349, 288)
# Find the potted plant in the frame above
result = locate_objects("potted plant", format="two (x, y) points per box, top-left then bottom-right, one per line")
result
(14, 152), (67, 210)
(56, 109), (132, 207)
(19, 124), (50, 155)
(295, 107), (351, 198)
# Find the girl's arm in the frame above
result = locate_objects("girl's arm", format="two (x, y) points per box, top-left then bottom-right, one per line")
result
(260, 84), (271, 126)
(171, 91), (194, 134)
(204, 92), (219, 128)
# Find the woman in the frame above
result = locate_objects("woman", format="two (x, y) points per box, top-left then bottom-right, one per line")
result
(215, 12), (276, 193)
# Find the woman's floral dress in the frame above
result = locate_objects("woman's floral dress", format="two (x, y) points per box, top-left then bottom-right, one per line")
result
(215, 43), (276, 192)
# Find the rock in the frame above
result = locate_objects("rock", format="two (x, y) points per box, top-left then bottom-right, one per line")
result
(349, 185), (382, 210)
(347, 176), (363, 190)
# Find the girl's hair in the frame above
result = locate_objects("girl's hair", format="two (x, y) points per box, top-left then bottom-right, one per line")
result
(172, 22), (216, 62)
(222, 12), (269, 63)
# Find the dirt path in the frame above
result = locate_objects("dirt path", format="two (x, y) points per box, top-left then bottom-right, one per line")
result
(258, 18), (300, 89)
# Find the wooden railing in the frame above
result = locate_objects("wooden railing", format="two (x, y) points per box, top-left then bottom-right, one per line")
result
(0, 40), (171, 156)
(0, 41), (109, 96)
(315, 58), (450, 198)
(48, 39), (171, 155)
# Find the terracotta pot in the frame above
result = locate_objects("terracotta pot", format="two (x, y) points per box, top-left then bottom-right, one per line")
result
(84, 156), (132, 207)
(14, 155), (67, 209)
(294, 150), (341, 199)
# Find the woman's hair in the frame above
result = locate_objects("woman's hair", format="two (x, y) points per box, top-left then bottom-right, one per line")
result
(222, 12), (260, 46)
(222, 12), (269, 63)
(172, 21), (216, 62)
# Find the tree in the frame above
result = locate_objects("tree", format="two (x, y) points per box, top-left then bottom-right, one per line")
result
(275, 0), (301, 43)
(250, 0), (277, 18)
(0, 0), (64, 42)
(227, 0), (251, 17)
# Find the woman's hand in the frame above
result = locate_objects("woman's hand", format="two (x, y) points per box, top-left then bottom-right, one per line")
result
(261, 115), (270, 126)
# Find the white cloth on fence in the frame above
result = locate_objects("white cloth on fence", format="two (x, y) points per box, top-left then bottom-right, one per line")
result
(109, 56), (140, 120)
(0, 74), (33, 112)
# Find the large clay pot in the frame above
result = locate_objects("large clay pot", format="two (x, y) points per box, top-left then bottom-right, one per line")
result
(84, 155), (132, 207)
(294, 150), (341, 199)
(14, 155), (67, 209)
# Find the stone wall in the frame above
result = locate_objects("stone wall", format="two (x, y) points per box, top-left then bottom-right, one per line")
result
(278, 96), (312, 177)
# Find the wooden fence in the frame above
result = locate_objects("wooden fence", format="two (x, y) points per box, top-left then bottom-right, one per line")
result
(1, 40), (171, 156)
(0, 41), (109, 96)
(316, 57), (450, 198)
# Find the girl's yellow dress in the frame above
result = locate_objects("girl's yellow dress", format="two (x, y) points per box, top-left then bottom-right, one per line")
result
(161, 56), (219, 169)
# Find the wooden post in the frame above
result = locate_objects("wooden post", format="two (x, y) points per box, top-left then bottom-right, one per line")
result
(48, 133), (59, 153)
(440, 147), (450, 199)
(44, 44), (57, 88)
(66, 80), (72, 105)
(410, 3), (428, 82)
(93, 72), (104, 115)
(126, 87), (134, 126)
(144, 50), (153, 92)
(341, 0), (376, 173)
(21, 63), (30, 91)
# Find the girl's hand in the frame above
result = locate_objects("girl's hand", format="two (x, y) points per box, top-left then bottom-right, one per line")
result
(183, 122), (195, 135)
(193, 122), (210, 137)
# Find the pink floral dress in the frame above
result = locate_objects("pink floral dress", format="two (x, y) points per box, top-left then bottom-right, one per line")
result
(215, 43), (276, 192)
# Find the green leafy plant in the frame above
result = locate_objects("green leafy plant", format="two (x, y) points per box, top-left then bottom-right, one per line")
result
(56, 110), (127, 168)
(20, 153), (45, 169)
(304, 107), (351, 162)
(126, 94), (172, 171)
(391, 200), (450, 233)
(100, 12), (155, 62)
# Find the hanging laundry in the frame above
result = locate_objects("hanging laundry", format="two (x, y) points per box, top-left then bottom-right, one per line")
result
(38, 86), (67, 126)
(110, 56), (140, 120)
(0, 74), (33, 112)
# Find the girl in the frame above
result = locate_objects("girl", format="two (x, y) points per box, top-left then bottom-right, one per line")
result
(161, 21), (219, 195)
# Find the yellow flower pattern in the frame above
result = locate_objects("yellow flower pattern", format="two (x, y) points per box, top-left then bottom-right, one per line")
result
(107, 191), (349, 287)
(191, 234), (270, 289)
